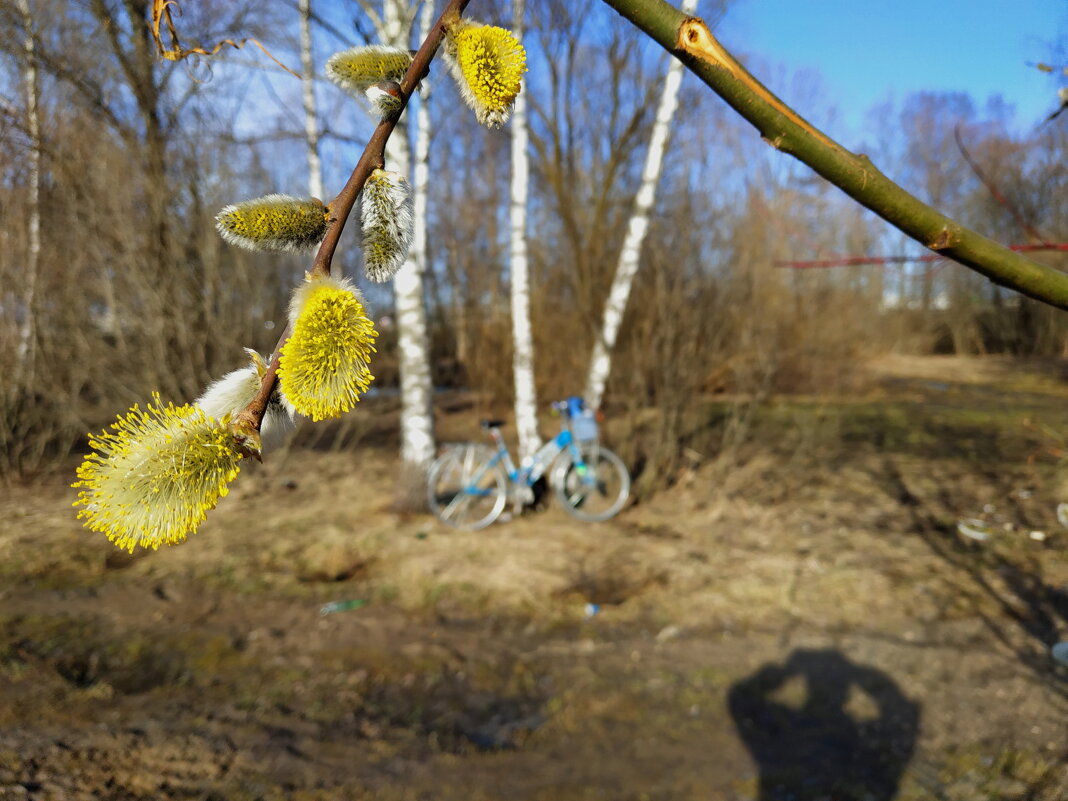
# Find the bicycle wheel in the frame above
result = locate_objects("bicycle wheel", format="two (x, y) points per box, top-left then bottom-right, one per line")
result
(427, 443), (507, 529)
(554, 445), (630, 522)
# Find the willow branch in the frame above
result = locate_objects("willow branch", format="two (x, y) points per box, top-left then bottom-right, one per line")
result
(234, 0), (471, 434)
(598, 0), (1068, 310)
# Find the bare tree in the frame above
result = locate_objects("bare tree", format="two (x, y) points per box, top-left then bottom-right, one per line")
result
(584, 0), (697, 410)
(379, 0), (436, 468)
(526, 0), (666, 396)
(509, 0), (539, 461)
(299, 0), (324, 198)
(12, 0), (38, 382)
(411, 0), (434, 363)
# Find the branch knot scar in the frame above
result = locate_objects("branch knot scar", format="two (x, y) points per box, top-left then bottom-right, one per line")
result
(928, 227), (958, 252)
(677, 18), (736, 77)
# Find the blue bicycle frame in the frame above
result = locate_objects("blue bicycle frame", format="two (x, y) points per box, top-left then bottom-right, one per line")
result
(461, 419), (594, 498)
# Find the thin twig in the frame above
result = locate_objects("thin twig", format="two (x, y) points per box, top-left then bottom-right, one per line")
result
(354, 0), (385, 36)
(953, 124), (1050, 244)
(275, 0), (357, 47)
(150, 0), (301, 78)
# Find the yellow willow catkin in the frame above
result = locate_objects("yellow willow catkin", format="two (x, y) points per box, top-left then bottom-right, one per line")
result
(443, 21), (526, 128)
(361, 168), (413, 283)
(72, 394), (245, 552)
(326, 45), (413, 95)
(215, 194), (329, 252)
(278, 274), (379, 421)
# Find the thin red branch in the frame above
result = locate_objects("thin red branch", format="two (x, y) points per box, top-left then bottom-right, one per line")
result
(233, 0), (471, 435)
(953, 125), (1050, 244)
(749, 191), (830, 258)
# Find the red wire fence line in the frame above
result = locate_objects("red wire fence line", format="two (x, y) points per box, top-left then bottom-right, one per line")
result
(776, 243), (1068, 270)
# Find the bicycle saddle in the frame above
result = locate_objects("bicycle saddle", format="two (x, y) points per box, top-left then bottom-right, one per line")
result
(480, 419), (506, 429)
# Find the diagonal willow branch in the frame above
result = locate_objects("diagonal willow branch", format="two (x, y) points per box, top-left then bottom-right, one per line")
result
(232, 0), (472, 437)
(598, 0), (1068, 310)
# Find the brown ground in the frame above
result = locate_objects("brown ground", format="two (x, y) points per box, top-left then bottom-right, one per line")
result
(1, 356), (1067, 800)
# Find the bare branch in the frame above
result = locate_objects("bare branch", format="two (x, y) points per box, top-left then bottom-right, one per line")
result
(354, 0), (385, 37)
(276, 0), (356, 46)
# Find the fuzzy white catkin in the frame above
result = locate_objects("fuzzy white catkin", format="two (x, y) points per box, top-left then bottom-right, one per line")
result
(365, 84), (404, 119)
(195, 351), (297, 452)
(360, 169), (414, 283)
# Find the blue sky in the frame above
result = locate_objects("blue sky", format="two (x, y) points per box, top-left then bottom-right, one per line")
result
(714, 0), (1067, 136)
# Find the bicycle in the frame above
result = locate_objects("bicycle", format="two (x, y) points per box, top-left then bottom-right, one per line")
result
(427, 397), (631, 529)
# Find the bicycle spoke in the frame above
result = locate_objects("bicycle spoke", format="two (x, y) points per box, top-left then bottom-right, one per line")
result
(427, 443), (507, 530)
(440, 490), (470, 522)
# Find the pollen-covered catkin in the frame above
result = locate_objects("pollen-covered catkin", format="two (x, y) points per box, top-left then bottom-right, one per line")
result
(361, 169), (414, 283)
(442, 20), (526, 128)
(215, 194), (329, 252)
(278, 274), (379, 421)
(72, 394), (246, 552)
(327, 45), (413, 95)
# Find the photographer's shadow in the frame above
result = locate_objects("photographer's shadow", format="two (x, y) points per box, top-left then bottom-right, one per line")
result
(728, 649), (920, 801)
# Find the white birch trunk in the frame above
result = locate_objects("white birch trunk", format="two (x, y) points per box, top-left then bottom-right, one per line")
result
(584, 0), (697, 411)
(509, 0), (539, 462)
(381, 0), (435, 466)
(299, 0), (324, 199)
(14, 0), (41, 382)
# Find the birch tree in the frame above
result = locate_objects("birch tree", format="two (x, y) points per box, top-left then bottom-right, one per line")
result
(411, 0), (434, 382)
(13, 0), (40, 383)
(584, 0), (697, 411)
(509, 0), (539, 462)
(298, 0), (323, 199)
(378, 0), (436, 468)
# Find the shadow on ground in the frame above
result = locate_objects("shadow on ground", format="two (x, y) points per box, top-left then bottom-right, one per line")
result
(729, 649), (920, 801)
